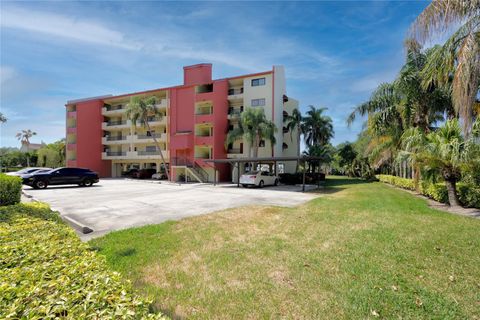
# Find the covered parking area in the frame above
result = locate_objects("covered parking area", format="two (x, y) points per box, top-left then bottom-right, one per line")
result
(206, 156), (325, 192)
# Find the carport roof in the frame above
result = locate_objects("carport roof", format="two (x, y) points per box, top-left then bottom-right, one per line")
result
(205, 156), (325, 163)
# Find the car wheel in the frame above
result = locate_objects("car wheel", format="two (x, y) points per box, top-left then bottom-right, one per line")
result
(34, 180), (48, 189)
(242, 184), (248, 188)
(259, 180), (264, 188)
(274, 179), (279, 186)
(83, 179), (94, 187)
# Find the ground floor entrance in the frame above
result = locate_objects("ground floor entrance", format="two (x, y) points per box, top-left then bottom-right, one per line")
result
(111, 160), (169, 177)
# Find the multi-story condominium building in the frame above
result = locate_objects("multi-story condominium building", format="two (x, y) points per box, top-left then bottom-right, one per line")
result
(65, 63), (299, 182)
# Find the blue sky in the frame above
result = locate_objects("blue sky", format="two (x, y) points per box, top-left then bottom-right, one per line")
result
(0, 0), (429, 148)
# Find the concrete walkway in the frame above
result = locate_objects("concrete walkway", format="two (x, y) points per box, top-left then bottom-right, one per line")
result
(23, 179), (319, 240)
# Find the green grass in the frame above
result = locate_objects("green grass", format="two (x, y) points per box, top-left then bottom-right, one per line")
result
(90, 177), (480, 319)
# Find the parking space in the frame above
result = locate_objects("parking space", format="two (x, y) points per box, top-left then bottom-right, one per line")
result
(23, 179), (319, 240)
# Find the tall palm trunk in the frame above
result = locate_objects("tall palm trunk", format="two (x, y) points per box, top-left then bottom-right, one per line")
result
(144, 117), (170, 181)
(445, 179), (461, 207)
(442, 168), (461, 207)
(296, 127), (301, 173)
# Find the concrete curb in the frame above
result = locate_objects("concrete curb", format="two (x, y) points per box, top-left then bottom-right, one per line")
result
(22, 189), (95, 234)
(62, 215), (94, 234)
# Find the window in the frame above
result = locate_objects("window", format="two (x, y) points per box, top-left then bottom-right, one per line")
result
(251, 78), (266, 86)
(259, 140), (265, 147)
(146, 146), (157, 152)
(251, 98), (266, 107)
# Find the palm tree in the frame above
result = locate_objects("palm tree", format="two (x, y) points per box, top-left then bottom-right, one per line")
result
(16, 129), (37, 166)
(402, 119), (480, 207)
(284, 108), (303, 172)
(303, 106), (334, 147)
(226, 107), (277, 169)
(125, 96), (170, 181)
(0, 112), (6, 124)
(302, 144), (332, 173)
(408, 0), (480, 134)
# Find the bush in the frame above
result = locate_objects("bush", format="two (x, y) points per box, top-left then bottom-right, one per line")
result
(0, 174), (22, 206)
(457, 184), (480, 208)
(421, 182), (448, 203)
(0, 203), (166, 319)
(376, 174), (480, 208)
(278, 172), (326, 185)
(376, 175), (416, 191)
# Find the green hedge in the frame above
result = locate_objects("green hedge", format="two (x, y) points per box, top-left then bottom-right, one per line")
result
(376, 175), (480, 208)
(0, 174), (22, 206)
(0, 203), (167, 319)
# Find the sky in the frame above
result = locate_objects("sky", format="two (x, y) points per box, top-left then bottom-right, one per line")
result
(0, 0), (429, 148)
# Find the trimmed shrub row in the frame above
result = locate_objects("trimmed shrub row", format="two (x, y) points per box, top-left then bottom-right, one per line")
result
(376, 175), (480, 208)
(0, 174), (22, 206)
(0, 203), (167, 319)
(279, 172), (326, 185)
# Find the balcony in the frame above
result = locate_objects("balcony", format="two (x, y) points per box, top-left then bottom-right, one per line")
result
(127, 150), (169, 160)
(227, 109), (242, 120)
(102, 151), (127, 160)
(67, 127), (77, 134)
(102, 136), (129, 145)
(67, 143), (76, 151)
(195, 135), (213, 146)
(155, 99), (168, 110)
(144, 116), (167, 127)
(102, 120), (130, 130)
(133, 133), (167, 143)
(228, 88), (243, 101)
(67, 111), (77, 118)
(102, 105), (125, 116)
(227, 148), (244, 159)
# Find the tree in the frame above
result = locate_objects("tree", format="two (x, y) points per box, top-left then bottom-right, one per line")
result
(402, 119), (480, 207)
(125, 96), (170, 181)
(302, 144), (333, 173)
(336, 142), (357, 171)
(284, 108), (303, 172)
(16, 129), (37, 167)
(303, 106), (334, 147)
(226, 107), (277, 169)
(408, 0), (480, 134)
(0, 112), (6, 124)
(37, 139), (66, 168)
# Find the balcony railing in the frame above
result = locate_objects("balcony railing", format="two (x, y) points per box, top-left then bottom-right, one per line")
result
(106, 105), (124, 111)
(227, 148), (242, 154)
(107, 120), (127, 126)
(106, 136), (127, 141)
(138, 150), (160, 156)
(228, 88), (244, 95)
(106, 151), (126, 156)
(137, 134), (163, 139)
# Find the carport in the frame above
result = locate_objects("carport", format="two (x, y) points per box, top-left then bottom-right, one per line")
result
(205, 156), (325, 192)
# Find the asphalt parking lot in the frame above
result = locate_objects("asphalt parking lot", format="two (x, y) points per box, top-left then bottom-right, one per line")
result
(23, 179), (319, 240)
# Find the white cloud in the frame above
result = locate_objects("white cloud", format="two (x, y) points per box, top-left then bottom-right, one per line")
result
(1, 7), (140, 50)
(350, 69), (398, 93)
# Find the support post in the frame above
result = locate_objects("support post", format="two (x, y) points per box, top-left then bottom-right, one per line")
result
(237, 162), (240, 187)
(214, 164), (217, 186)
(302, 166), (306, 192)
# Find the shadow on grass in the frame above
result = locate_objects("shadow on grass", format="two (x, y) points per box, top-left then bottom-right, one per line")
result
(308, 176), (373, 195)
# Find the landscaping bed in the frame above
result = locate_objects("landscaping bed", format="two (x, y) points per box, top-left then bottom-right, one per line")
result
(0, 202), (166, 319)
(377, 174), (480, 208)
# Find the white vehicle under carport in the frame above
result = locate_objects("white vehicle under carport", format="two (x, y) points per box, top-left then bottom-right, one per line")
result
(240, 171), (279, 188)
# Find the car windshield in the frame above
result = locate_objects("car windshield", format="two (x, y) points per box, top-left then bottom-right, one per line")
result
(17, 168), (37, 174)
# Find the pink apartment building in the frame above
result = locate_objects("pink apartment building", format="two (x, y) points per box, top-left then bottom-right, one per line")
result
(65, 64), (299, 182)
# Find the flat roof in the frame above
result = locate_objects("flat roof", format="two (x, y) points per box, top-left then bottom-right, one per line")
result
(66, 95), (113, 105)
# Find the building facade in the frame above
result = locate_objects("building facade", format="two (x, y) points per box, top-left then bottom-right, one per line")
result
(65, 64), (299, 182)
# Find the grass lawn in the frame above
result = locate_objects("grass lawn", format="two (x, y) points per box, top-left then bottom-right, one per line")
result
(90, 177), (480, 319)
